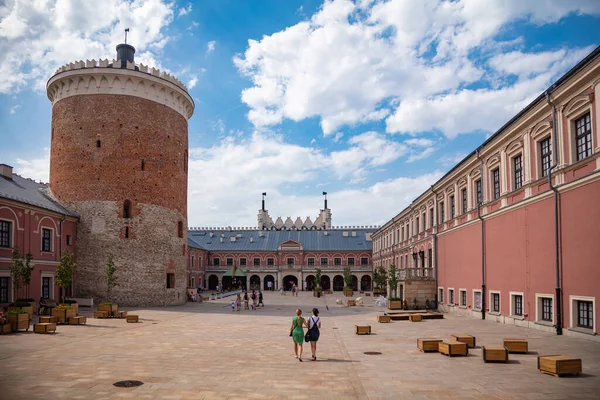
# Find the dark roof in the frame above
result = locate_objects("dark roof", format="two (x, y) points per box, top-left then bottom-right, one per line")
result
(0, 174), (78, 217)
(187, 229), (375, 252)
(187, 237), (206, 250)
(376, 44), (600, 233)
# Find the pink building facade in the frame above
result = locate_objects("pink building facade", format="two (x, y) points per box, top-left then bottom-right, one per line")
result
(187, 244), (207, 290)
(0, 165), (78, 304)
(373, 46), (600, 341)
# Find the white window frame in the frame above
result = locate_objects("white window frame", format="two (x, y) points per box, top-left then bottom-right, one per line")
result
(191, 255), (195, 268)
(447, 287), (455, 306)
(509, 291), (524, 318)
(0, 270), (13, 303)
(438, 287), (444, 304)
(569, 295), (596, 333)
(41, 226), (55, 253)
(459, 288), (467, 308)
(41, 271), (54, 300)
(489, 290), (501, 314)
(0, 217), (15, 249)
(472, 289), (482, 311)
(535, 293), (554, 324)
(567, 104), (594, 164)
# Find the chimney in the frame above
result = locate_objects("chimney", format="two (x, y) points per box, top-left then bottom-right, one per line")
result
(0, 164), (13, 180)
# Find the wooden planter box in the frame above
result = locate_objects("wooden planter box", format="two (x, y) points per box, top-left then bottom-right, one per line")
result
(126, 315), (139, 323)
(68, 316), (87, 325)
(8, 313), (30, 332)
(94, 311), (109, 319)
(538, 355), (582, 377)
(365, 292), (371, 296)
(439, 341), (468, 356)
(39, 316), (59, 324)
(34, 323), (57, 334)
(388, 300), (402, 310)
(113, 311), (128, 319)
(482, 346), (509, 362)
(344, 290), (354, 297)
(354, 325), (371, 335)
(51, 308), (76, 324)
(417, 338), (443, 352)
(504, 339), (528, 354)
(9, 306), (34, 321)
(64, 303), (79, 315)
(377, 315), (391, 323)
(410, 314), (423, 322)
(97, 304), (118, 315)
(1, 324), (11, 334)
(451, 334), (476, 348)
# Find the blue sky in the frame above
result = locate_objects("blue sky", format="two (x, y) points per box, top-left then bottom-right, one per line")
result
(1, 0), (599, 227)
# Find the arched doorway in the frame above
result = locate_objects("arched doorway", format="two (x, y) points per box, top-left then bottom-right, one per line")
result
(305, 275), (315, 291)
(361, 275), (372, 291)
(333, 275), (344, 291)
(283, 275), (298, 291)
(222, 276), (246, 291)
(250, 275), (260, 290)
(351, 275), (358, 291)
(320, 275), (330, 291)
(264, 274), (275, 290)
(208, 275), (218, 290)
(222, 276), (233, 291)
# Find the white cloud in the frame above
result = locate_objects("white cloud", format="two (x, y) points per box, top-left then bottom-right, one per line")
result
(0, 0), (175, 94)
(234, 0), (600, 137)
(407, 147), (435, 163)
(9, 104), (20, 114)
(14, 148), (50, 183)
(404, 138), (434, 147)
(188, 76), (198, 89)
(206, 40), (216, 54)
(178, 3), (192, 17)
(333, 132), (343, 143)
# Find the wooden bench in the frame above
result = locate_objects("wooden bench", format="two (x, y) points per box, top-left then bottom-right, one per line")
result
(503, 339), (528, 354)
(410, 314), (423, 322)
(377, 315), (391, 323)
(347, 300), (356, 307)
(34, 323), (57, 334)
(354, 325), (371, 335)
(68, 316), (87, 325)
(439, 341), (468, 357)
(417, 338), (443, 353)
(94, 311), (109, 318)
(482, 346), (509, 362)
(113, 311), (128, 318)
(538, 355), (582, 377)
(126, 315), (139, 323)
(0, 324), (11, 334)
(39, 316), (58, 324)
(451, 334), (476, 348)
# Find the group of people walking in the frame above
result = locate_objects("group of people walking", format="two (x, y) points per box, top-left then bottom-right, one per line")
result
(290, 308), (321, 362)
(232, 290), (264, 311)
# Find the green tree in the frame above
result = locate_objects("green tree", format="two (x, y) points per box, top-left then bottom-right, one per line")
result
(55, 250), (77, 303)
(315, 268), (322, 292)
(10, 249), (24, 299)
(105, 254), (117, 301)
(343, 266), (353, 291)
(372, 265), (387, 293)
(388, 264), (399, 299)
(21, 252), (34, 299)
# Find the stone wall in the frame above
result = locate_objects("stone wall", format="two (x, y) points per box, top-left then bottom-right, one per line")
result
(402, 280), (436, 308)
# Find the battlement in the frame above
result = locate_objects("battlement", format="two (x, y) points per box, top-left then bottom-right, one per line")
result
(187, 225), (380, 231)
(53, 59), (188, 93)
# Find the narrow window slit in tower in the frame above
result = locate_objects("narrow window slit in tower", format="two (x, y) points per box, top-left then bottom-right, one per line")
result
(96, 140), (101, 148)
(141, 160), (145, 171)
(125, 227), (129, 239)
(123, 200), (131, 219)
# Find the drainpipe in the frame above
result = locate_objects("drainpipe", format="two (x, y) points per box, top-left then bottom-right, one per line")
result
(431, 186), (438, 310)
(59, 215), (64, 302)
(546, 91), (562, 335)
(476, 149), (486, 320)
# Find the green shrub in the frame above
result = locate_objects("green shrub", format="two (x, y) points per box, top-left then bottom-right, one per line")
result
(9, 302), (31, 307)
(99, 302), (113, 306)
(7, 309), (28, 315)
(55, 305), (72, 310)
(389, 297), (402, 301)
(16, 298), (35, 302)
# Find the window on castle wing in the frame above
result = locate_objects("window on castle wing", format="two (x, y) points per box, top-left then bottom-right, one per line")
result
(475, 179), (482, 205)
(287, 257), (294, 265)
(267, 258), (274, 266)
(461, 188), (467, 214)
(178, 221), (183, 238)
(450, 196), (455, 219)
(540, 137), (552, 178)
(320, 257), (328, 266)
(348, 257), (355, 266)
(123, 200), (131, 219)
(253, 258), (260, 266)
(240, 258), (246, 266)
(307, 258), (314, 266)
(361, 257), (368, 266)
(513, 154), (523, 190)
(492, 168), (500, 200)
(42, 228), (52, 252)
(166, 273), (175, 289)
(227, 258), (233, 266)
(213, 258), (220, 266)
(575, 113), (592, 161)
(334, 257), (341, 265)
(0, 221), (10, 248)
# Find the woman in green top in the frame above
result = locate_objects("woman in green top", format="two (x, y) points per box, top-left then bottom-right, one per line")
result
(290, 309), (305, 361)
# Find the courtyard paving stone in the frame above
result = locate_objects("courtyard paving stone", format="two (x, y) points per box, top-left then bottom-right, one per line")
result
(1, 292), (599, 399)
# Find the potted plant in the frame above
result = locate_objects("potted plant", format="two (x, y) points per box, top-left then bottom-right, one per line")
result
(343, 267), (353, 297)
(372, 266), (387, 297)
(387, 265), (401, 310)
(52, 304), (76, 324)
(7, 309), (29, 332)
(8, 301), (34, 321)
(105, 254), (117, 302)
(313, 269), (323, 297)
(62, 299), (78, 315)
(55, 250), (76, 304)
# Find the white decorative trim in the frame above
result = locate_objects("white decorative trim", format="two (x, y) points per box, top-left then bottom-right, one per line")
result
(438, 286), (444, 304)
(447, 287), (455, 306)
(509, 291), (525, 318)
(47, 66), (194, 120)
(489, 290), (501, 313)
(535, 293), (555, 324)
(459, 288), (467, 307)
(0, 207), (23, 230)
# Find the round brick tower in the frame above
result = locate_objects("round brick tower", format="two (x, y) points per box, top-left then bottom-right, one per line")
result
(46, 44), (194, 306)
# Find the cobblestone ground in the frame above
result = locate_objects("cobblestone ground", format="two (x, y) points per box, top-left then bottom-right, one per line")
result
(1, 291), (599, 399)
